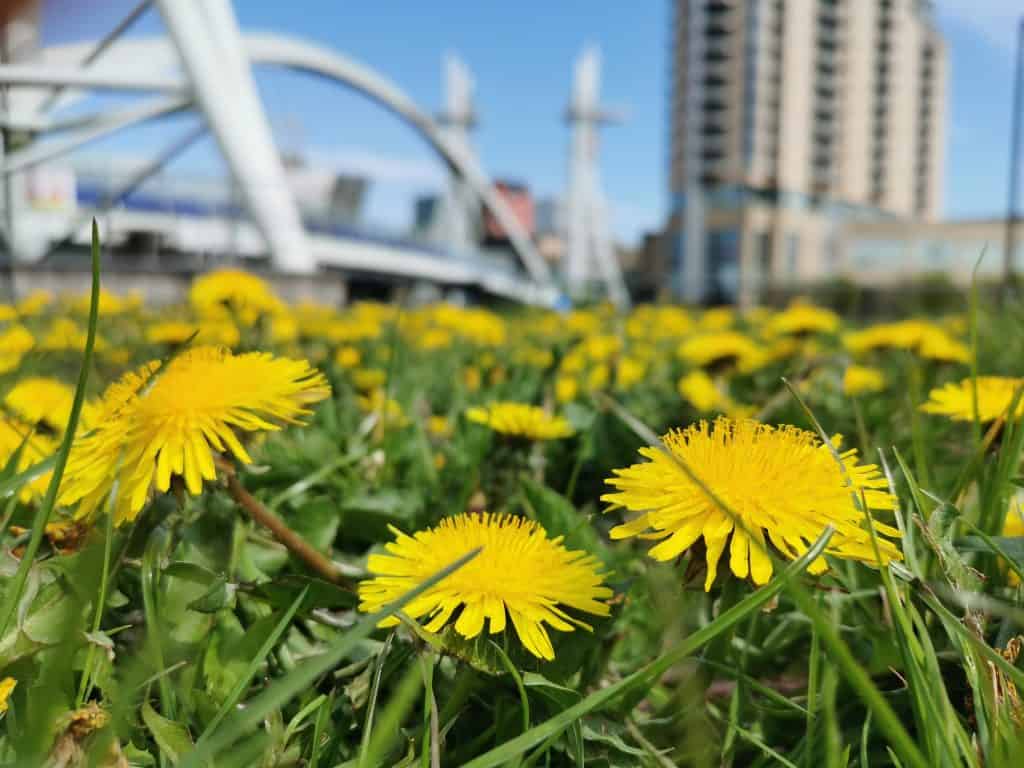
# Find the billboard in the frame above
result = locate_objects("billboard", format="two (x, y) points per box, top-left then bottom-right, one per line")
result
(482, 180), (534, 244)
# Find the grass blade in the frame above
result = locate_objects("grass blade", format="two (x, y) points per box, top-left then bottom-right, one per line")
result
(0, 219), (101, 638)
(178, 547), (480, 768)
(461, 529), (833, 768)
(195, 586), (310, 744)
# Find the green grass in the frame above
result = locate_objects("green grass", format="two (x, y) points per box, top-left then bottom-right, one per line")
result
(2, 253), (1024, 766)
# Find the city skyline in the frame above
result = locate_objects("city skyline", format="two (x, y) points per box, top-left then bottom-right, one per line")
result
(40, 1), (1022, 246)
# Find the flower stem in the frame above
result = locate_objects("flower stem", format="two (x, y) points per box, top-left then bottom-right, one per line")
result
(217, 459), (352, 589)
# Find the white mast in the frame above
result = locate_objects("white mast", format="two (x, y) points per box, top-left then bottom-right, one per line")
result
(565, 46), (628, 307)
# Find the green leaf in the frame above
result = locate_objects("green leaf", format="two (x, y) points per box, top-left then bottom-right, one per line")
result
(178, 547), (479, 767)
(460, 529), (834, 768)
(288, 497), (341, 552)
(520, 478), (604, 555)
(187, 577), (236, 614)
(196, 587), (308, 744)
(164, 561), (221, 587)
(339, 489), (422, 543)
(143, 701), (195, 764)
(956, 536), (1024, 564)
(249, 574), (355, 614)
(0, 220), (101, 638)
(0, 456), (56, 501)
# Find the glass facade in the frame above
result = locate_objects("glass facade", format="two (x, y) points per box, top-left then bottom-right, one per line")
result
(708, 229), (741, 302)
(786, 233), (800, 278)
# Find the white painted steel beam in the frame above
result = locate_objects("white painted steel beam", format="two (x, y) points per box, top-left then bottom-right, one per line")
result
(0, 65), (185, 92)
(0, 96), (190, 175)
(243, 34), (551, 285)
(156, 0), (313, 273)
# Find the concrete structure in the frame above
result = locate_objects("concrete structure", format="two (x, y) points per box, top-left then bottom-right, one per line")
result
(0, 3), (559, 306)
(436, 54), (479, 254)
(565, 46), (629, 307)
(668, 0), (947, 304)
(841, 217), (1024, 286)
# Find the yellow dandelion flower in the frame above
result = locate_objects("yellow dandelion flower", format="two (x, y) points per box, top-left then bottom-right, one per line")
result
(843, 365), (887, 396)
(843, 320), (968, 363)
(586, 364), (610, 391)
(0, 677), (15, 715)
(560, 352), (586, 375)
(358, 513), (612, 660)
(555, 376), (579, 404)
(698, 306), (734, 330)
(4, 377), (76, 431)
(428, 415), (452, 439)
(678, 370), (721, 412)
(514, 346), (554, 369)
(678, 331), (764, 371)
(0, 324), (34, 373)
(626, 306), (692, 340)
(766, 303), (840, 336)
(467, 402), (574, 440)
(39, 318), (106, 352)
(269, 313), (299, 344)
(190, 269), (284, 326)
(326, 319), (383, 344)
(615, 357), (647, 391)
(145, 320), (240, 348)
(60, 347), (329, 524)
(463, 366), (482, 392)
(566, 310), (601, 336)
(0, 323), (34, 355)
(69, 288), (136, 316)
(602, 417), (901, 590)
(335, 346), (361, 369)
(917, 330), (970, 363)
(418, 328), (453, 350)
(920, 376), (1024, 423)
(582, 335), (621, 362)
(424, 305), (507, 346)
(0, 418), (57, 502)
(16, 290), (51, 317)
(358, 388), (408, 427)
(1004, 501), (1024, 586)
(0, 305), (15, 322)
(352, 368), (387, 391)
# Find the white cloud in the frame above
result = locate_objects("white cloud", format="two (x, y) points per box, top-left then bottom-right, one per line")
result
(939, 0), (1020, 58)
(304, 146), (445, 187)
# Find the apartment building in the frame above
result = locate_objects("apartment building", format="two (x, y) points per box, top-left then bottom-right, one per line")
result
(667, 0), (947, 303)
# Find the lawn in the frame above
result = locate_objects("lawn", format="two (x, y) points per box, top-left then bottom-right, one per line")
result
(1, 240), (1023, 766)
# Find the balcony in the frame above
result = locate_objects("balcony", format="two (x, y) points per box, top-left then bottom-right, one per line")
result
(705, 21), (732, 37)
(814, 105), (836, 122)
(704, 46), (731, 63)
(701, 96), (729, 112)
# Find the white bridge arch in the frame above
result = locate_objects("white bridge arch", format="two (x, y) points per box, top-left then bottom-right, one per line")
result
(0, 1), (557, 304)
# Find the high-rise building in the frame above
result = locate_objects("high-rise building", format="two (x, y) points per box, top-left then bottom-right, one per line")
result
(668, 0), (947, 304)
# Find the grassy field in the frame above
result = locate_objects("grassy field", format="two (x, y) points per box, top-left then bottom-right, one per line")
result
(1, 239), (1024, 766)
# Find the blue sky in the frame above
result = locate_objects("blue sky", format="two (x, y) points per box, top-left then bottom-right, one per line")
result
(41, 1), (1022, 243)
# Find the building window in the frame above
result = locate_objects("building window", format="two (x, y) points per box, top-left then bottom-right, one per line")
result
(786, 233), (800, 278)
(756, 230), (773, 284)
(708, 229), (741, 302)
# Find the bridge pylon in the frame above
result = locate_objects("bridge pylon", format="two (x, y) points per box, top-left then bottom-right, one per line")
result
(564, 46), (629, 308)
(437, 53), (478, 256)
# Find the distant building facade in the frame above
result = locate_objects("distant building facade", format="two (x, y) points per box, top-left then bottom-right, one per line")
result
(668, 0), (947, 304)
(482, 180), (535, 245)
(841, 218), (1024, 286)
(534, 197), (566, 266)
